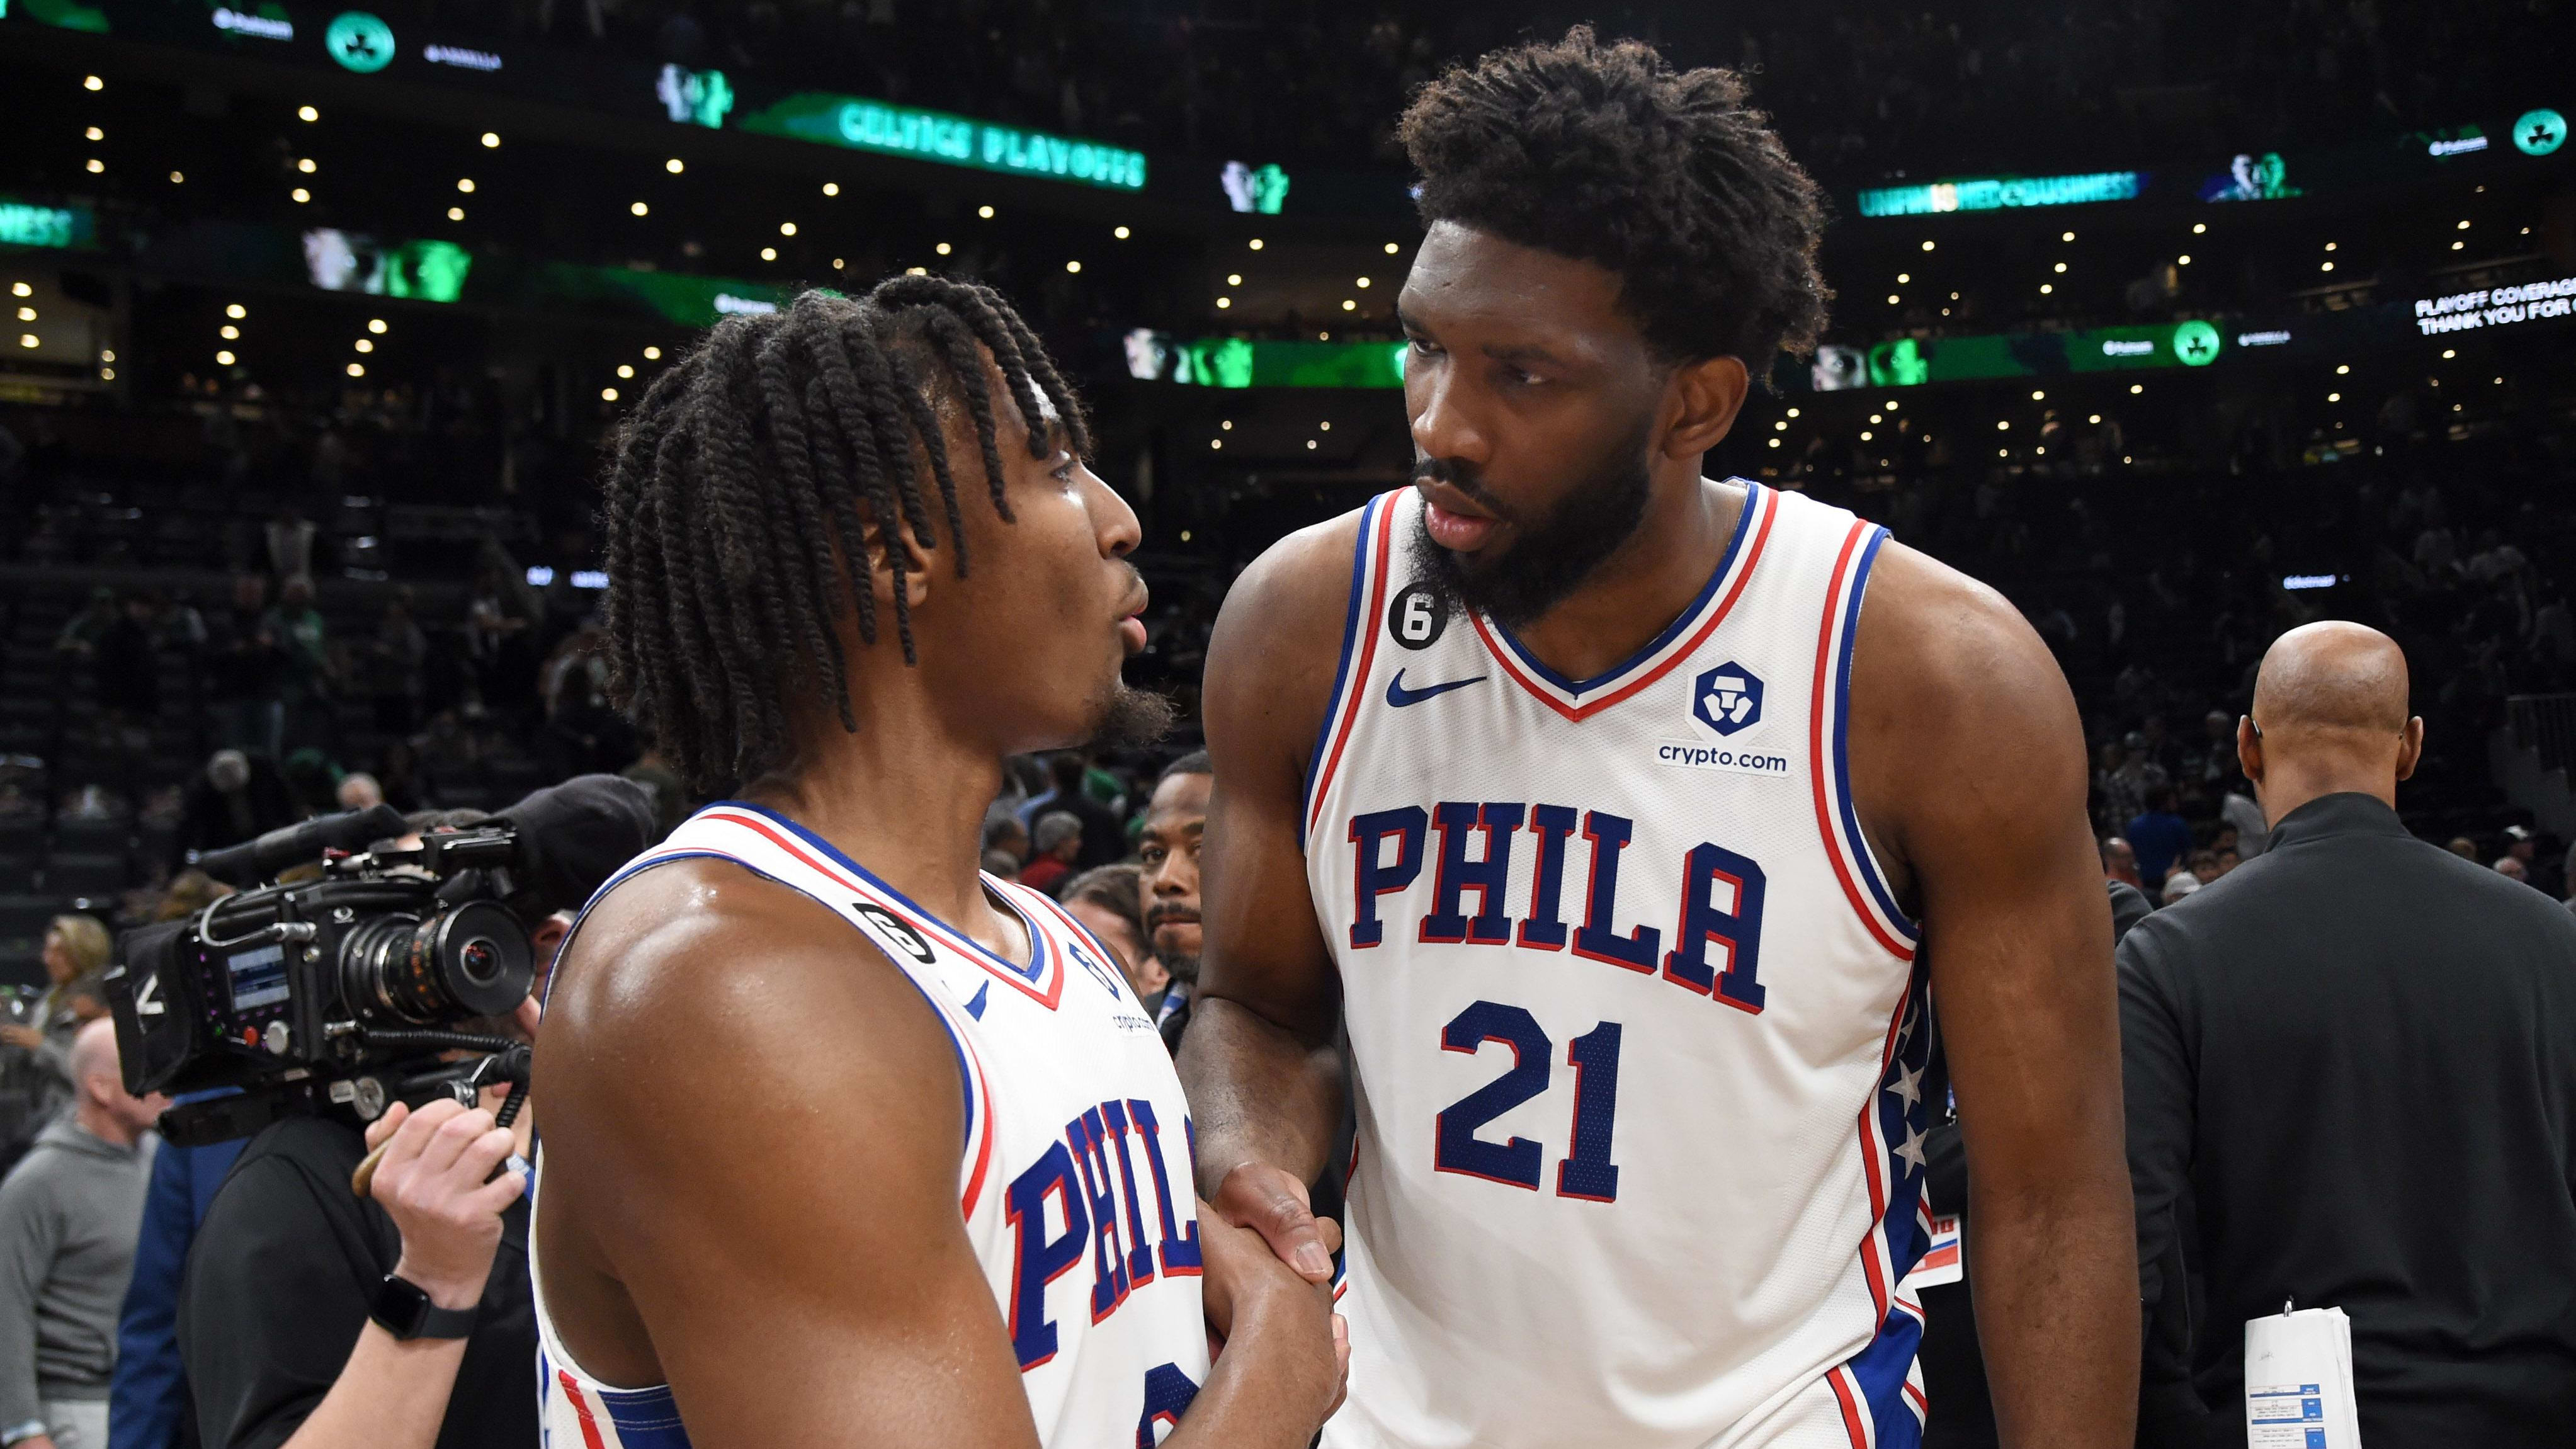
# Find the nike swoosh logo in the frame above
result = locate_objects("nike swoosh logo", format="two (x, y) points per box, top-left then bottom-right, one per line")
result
(1386, 669), (1487, 707)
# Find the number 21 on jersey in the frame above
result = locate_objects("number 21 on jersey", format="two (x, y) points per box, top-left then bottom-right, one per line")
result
(1434, 1003), (1625, 1202)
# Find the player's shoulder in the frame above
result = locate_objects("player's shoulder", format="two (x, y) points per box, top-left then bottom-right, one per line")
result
(1215, 499), (1374, 649)
(1205, 498), (1382, 771)
(1855, 537), (2069, 724)
(544, 856), (938, 1080)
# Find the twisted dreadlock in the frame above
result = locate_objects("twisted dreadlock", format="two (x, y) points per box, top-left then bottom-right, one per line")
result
(599, 276), (1092, 798)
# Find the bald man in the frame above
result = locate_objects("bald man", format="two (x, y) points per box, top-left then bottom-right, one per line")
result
(0, 1020), (162, 1449)
(2118, 622), (2576, 1446)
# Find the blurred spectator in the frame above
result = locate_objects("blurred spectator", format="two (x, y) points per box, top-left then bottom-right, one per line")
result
(262, 508), (314, 584)
(365, 594), (428, 737)
(1014, 752), (1126, 871)
(109, 1088), (244, 1449)
(1058, 863), (1162, 1006)
(2449, 836), (2481, 861)
(0, 1020), (161, 1449)
(169, 751), (300, 873)
(2495, 857), (2531, 885)
(463, 568), (533, 721)
(204, 577), (283, 760)
(2126, 787), (2192, 890)
(92, 595), (161, 725)
(0, 916), (111, 1084)
(147, 872), (229, 925)
(336, 774), (384, 812)
(983, 813), (1030, 868)
(980, 850), (1021, 884)
(1020, 812), (1081, 897)
(2159, 871), (2201, 906)
(264, 578), (334, 753)
(1136, 752), (1210, 1047)
(2100, 836), (2142, 889)
(2218, 779), (2269, 858)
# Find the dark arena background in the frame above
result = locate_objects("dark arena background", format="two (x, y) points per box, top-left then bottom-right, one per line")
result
(3, 2), (2576, 1443)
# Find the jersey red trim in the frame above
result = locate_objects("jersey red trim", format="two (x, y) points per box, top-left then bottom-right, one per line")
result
(697, 807), (1067, 1010)
(1306, 496), (1398, 837)
(1806, 523), (1917, 962)
(1827, 1364), (1872, 1448)
(557, 1370), (611, 1449)
(1470, 488), (1779, 723)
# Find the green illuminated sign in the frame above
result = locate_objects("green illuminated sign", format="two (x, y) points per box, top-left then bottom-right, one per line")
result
(1222, 162), (1291, 215)
(1855, 171), (2142, 218)
(531, 265), (792, 327)
(1824, 319), (2231, 389)
(740, 93), (1147, 192)
(1126, 331), (1405, 388)
(19, 0), (110, 30)
(0, 199), (95, 250)
(2172, 320), (2221, 365)
(656, 65), (734, 129)
(324, 11), (394, 72)
(2516, 108), (2567, 156)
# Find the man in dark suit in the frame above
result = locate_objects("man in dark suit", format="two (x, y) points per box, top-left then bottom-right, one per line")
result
(2119, 621), (2576, 1446)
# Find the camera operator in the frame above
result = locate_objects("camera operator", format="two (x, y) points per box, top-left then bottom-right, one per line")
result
(174, 997), (539, 1449)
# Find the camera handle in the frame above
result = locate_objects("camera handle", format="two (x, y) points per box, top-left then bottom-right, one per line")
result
(346, 1035), (532, 1198)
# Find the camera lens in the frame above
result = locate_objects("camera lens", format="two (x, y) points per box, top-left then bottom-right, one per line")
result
(337, 901), (532, 1025)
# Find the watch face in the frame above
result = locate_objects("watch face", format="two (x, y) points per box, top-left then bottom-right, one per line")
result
(373, 1274), (433, 1338)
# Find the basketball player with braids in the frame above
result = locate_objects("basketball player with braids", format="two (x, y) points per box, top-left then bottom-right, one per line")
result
(1179, 30), (2135, 1449)
(531, 277), (1344, 1448)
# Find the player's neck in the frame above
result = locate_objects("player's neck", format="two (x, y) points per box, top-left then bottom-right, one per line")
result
(1506, 470), (1742, 683)
(740, 690), (1023, 961)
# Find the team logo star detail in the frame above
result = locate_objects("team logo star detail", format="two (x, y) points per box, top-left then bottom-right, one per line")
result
(1885, 1061), (1923, 1108)
(1893, 1124), (1928, 1173)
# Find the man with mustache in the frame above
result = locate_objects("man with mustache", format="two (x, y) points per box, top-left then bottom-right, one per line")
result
(1177, 29), (2133, 1449)
(1137, 752), (1210, 1042)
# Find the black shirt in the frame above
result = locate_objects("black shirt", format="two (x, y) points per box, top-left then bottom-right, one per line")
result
(2119, 792), (2576, 1446)
(177, 1117), (537, 1449)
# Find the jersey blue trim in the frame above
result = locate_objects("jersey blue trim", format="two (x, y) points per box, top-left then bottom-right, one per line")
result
(709, 800), (1052, 984)
(596, 1382), (691, 1449)
(1298, 492), (1384, 848)
(1829, 528), (1921, 942)
(1484, 481), (1762, 698)
(538, 850), (734, 1011)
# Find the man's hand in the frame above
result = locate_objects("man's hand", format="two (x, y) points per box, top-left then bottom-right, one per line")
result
(1210, 1162), (1341, 1285)
(1195, 1200), (1348, 1422)
(0, 1025), (43, 1051)
(364, 1099), (522, 1310)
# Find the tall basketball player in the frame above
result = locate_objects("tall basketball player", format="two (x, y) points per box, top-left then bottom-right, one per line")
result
(533, 281), (1343, 1448)
(1178, 31), (2135, 1449)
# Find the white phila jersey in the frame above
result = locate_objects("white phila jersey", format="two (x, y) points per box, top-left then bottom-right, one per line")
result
(1304, 482), (1937, 1449)
(533, 802), (1212, 1449)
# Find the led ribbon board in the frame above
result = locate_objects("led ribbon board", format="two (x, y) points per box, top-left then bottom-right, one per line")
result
(1125, 332), (1406, 388)
(0, 198), (98, 250)
(1855, 171), (2143, 217)
(739, 93), (1145, 192)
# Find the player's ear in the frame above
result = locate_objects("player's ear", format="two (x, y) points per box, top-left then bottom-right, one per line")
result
(1663, 355), (1752, 459)
(856, 511), (936, 618)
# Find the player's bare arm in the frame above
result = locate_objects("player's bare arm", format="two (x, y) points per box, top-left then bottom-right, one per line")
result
(536, 860), (1345, 1449)
(1176, 512), (1363, 1283)
(1844, 544), (2138, 1448)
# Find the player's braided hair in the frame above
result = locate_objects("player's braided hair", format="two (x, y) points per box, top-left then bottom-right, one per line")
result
(599, 276), (1090, 797)
(1398, 25), (1832, 370)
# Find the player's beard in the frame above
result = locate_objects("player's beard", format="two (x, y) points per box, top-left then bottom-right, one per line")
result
(1412, 417), (1656, 630)
(1087, 681), (1175, 753)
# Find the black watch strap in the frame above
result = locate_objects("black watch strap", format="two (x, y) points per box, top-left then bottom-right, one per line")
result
(371, 1273), (479, 1341)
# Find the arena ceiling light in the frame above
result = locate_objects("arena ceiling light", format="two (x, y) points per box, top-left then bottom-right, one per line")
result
(1921, 240), (1934, 251)
(291, 188), (310, 203)
(617, 364), (634, 378)
(226, 303), (246, 318)
(1896, 272), (1909, 283)
(83, 76), (101, 91)
(1115, 226), (1131, 239)
(298, 158), (317, 173)
(299, 105), (319, 122)
(347, 363), (362, 376)
(457, 178), (475, 193)
(220, 325), (238, 339)
(1065, 260), (1081, 273)
(760, 247), (777, 261)
(2179, 254), (2193, 264)
(779, 222), (797, 236)
(1384, 242), (1400, 254)
(448, 207), (464, 221)
(1249, 238), (1263, 250)
(354, 338), (373, 353)
(631, 202), (648, 216)
(822, 183), (839, 196)
(936, 242), (951, 255)
(1215, 297), (1232, 309)
(84, 127), (103, 142)
(978, 205), (995, 219)
(169, 171), (184, 184)
(482, 133), (501, 148)
(1227, 273), (1242, 285)
(666, 158), (684, 173)
(215, 349), (235, 365)
(86, 160), (103, 174)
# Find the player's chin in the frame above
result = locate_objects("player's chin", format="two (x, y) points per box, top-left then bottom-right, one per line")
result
(1084, 678), (1176, 753)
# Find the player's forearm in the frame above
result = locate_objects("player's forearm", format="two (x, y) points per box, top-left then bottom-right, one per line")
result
(1966, 1173), (2140, 1449)
(1176, 997), (1344, 1188)
(1162, 1300), (1339, 1449)
(278, 1323), (468, 1449)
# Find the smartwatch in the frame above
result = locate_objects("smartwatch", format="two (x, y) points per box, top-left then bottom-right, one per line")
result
(370, 1273), (479, 1341)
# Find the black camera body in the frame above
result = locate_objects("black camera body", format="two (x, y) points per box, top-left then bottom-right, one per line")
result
(105, 776), (655, 1145)
(108, 814), (538, 1144)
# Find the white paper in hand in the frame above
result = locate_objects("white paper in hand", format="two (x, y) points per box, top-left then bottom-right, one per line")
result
(2244, 1305), (2362, 1449)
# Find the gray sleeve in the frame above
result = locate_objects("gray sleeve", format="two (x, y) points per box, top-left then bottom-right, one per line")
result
(0, 1164), (62, 1432)
(2118, 923), (2196, 1317)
